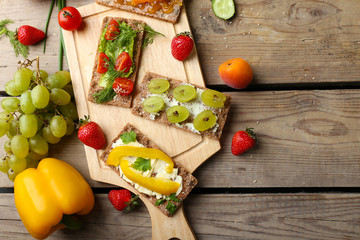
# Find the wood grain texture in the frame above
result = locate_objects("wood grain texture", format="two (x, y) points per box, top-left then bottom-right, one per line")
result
(197, 90), (360, 187)
(2, 89), (360, 188)
(185, 0), (360, 85)
(1, 0), (359, 89)
(0, 193), (358, 239)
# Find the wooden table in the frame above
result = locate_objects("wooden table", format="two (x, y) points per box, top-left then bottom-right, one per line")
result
(0, 0), (359, 239)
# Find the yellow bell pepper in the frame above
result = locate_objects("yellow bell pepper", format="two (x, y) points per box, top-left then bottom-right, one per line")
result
(14, 158), (95, 240)
(107, 146), (174, 173)
(120, 159), (180, 195)
(107, 146), (180, 195)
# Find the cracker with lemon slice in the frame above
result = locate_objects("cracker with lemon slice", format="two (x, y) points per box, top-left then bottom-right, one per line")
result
(100, 123), (197, 216)
(131, 72), (231, 140)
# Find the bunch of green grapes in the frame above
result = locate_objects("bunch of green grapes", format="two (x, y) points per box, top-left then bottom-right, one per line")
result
(0, 63), (78, 181)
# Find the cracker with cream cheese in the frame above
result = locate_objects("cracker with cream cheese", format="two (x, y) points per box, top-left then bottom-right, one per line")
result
(100, 123), (197, 216)
(131, 72), (231, 140)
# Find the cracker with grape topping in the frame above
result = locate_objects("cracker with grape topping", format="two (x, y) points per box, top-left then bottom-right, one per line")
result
(131, 72), (231, 140)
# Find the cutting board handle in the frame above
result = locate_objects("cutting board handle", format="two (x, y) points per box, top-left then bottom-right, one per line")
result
(145, 202), (196, 240)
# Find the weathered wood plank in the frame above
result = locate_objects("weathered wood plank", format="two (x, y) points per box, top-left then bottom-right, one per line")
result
(1, 0), (359, 90)
(0, 0), (91, 90)
(2, 89), (360, 188)
(197, 90), (360, 187)
(186, 0), (360, 85)
(0, 193), (358, 239)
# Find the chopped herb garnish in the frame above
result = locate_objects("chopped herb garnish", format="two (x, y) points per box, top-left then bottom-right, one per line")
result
(0, 19), (29, 58)
(168, 193), (180, 202)
(92, 84), (116, 104)
(142, 24), (165, 48)
(120, 130), (137, 144)
(132, 157), (151, 172)
(155, 199), (166, 206)
(166, 201), (177, 215)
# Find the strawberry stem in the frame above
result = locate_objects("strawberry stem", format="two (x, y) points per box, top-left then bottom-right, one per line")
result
(245, 127), (256, 139)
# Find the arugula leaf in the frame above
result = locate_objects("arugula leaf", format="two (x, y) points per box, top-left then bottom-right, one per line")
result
(133, 157), (151, 172)
(120, 130), (137, 144)
(166, 201), (177, 215)
(155, 199), (166, 206)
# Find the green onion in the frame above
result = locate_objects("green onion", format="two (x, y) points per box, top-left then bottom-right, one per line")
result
(43, 0), (56, 53)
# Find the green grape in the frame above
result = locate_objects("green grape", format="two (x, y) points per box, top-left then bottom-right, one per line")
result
(65, 117), (75, 135)
(20, 90), (36, 114)
(46, 72), (70, 89)
(9, 119), (19, 136)
(0, 156), (10, 173)
(166, 106), (190, 123)
(35, 115), (44, 132)
(4, 139), (12, 154)
(19, 114), (38, 138)
(42, 125), (61, 144)
(56, 71), (71, 82)
(32, 70), (48, 82)
(0, 119), (10, 137)
(14, 68), (32, 92)
(148, 78), (170, 94)
(29, 134), (49, 155)
(58, 101), (78, 121)
(39, 112), (54, 124)
(50, 88), (71, 105)
(27, 150), (47, 161)
(0, 111), (14, 121)
(50, 115), (67, 138)
(22, 68), (33, 76)
(26, 157), (39, 169)
(31, 85), (50, 109)
(5, 80), (22, 96)
(8, 154), (27, 173)
(193, 110), (217, 132)
(46, 102), (56, 113)
(11, 135), (29, 159)
(1, 97), (20, 112)
(143, 96), (165, 113)
(62, 84), (74, 98)
(201, 89), (226, 108)
(173, 85), (197, 102)
(7, 168), (18, 182)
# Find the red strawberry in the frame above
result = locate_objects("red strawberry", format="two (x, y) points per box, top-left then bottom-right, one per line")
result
(78, 116), (106, 150)
(108, 189), (139, 212)
(231, 128), (256, 155)
(171, 32), (194, 61)
(17, 25), (45, 46)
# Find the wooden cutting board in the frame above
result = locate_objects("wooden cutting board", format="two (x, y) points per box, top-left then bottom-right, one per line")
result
(62, 3), (221, 239)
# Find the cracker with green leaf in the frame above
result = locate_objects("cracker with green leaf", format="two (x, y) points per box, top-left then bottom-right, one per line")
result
(88, 16), (163, 108)
(100, 123), (198, 216)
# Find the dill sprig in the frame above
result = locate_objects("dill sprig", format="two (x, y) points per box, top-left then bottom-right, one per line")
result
(92, 84), (117, 104)
(142, 24), (165, 48)
(92, 57), (121, 103)
(0, 19), (29, 58)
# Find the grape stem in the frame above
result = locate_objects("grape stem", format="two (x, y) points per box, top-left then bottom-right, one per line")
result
(17, 58), (37, 70)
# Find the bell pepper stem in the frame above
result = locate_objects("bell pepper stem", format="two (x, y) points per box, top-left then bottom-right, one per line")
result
(60, 214), (83, 230)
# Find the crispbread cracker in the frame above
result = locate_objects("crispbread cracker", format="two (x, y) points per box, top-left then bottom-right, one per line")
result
(88, 16), (144, 108)
(95, 0), (183, 24)
(100, 123), (198, 216)
(131, 72), (231, 140)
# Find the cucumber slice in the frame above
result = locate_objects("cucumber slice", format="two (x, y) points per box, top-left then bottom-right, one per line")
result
(212, 0), (235, 20)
